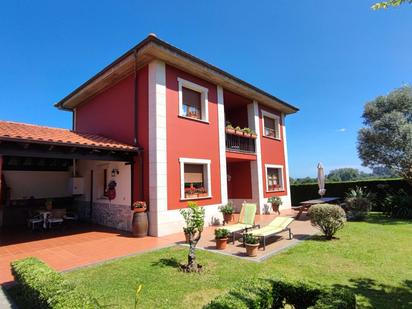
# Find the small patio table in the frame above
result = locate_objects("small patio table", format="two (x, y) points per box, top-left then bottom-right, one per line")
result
(295, 197), (340, 219)
(37, 211), (51, 229)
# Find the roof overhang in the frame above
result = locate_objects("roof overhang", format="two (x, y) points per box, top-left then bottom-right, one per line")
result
(55, 35), (299, 114)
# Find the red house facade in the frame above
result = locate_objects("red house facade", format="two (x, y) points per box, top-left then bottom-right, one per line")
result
(0, 35), (298, 236)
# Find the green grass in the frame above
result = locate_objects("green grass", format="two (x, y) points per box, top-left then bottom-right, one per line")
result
(64, 213), (412, 308)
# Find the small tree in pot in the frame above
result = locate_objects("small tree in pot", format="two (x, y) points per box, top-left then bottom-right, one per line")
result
(179, 201), (205, 272)
(219, 201), (234, 224)
(244, 233), (259, 257)
(268, 196), (282, 214)
(214, 228), (230, 250)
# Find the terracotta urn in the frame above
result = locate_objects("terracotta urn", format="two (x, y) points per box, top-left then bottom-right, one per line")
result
(245, 243), (259, 257)
(216, 238), (228, 250)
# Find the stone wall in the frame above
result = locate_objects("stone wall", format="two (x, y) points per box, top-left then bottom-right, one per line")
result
(91, 202), (133, 232)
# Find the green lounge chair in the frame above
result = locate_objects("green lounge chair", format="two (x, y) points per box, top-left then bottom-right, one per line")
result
(246, 216), (294, 250)
(224, 203), (258, 244)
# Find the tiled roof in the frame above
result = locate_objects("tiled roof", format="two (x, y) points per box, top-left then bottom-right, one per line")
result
(0, 121), (138, 152)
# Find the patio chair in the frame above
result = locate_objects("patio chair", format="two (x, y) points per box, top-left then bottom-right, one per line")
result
(47, 209), (65, 229)
(224, 203), (258, 244)
(27, 214), (43, 231)
(246, 216), (294, 250)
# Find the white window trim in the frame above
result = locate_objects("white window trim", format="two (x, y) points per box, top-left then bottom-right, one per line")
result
(265, 164), (285, 192)
(179, 158), (212, 200)
(178, 77), (209, 123)
(261, 110), (281, 140)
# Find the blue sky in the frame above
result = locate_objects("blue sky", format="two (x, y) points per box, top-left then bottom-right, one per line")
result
(1, 1), (411, 177)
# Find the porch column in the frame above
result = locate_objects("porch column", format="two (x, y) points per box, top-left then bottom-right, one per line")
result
(248, 101), (265, 214)
(217, 86), (228, 205)
(148, 60), (167, 236)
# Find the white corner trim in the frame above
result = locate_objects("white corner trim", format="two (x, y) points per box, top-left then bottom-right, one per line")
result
(177, 77), (209, 122)
(281, 113), (292, 207)
(217, 85), (228, 205)
(148, 60), (167, 236)
(179, 158), (212, 200)
(250, 101), (264, 212)
(264, 164), (285, 192)
(261, 109), (281, 140)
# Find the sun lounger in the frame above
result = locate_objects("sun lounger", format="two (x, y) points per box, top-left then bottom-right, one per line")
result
(247, 216), (294, 250)
(224, 203), (258, 243)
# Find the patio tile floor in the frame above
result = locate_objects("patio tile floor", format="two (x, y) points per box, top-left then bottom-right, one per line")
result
(0, 209), (315, 285)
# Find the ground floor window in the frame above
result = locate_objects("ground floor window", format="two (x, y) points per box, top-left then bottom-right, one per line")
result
(179, 158), (211, 199)
(265, 164), (284, 192)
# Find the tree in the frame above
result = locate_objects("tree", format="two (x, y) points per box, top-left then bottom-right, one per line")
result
(179, 201), (205, 272)
(327, 168), (362, 182)
(372, 0), (412, 9)
(358, 86), (412, 185)
(372, 0), (412, 10)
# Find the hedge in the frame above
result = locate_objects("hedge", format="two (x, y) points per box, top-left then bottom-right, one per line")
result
(291, 178), (412, 210)
(10, 257), (99, 309)
(203, 278), (356, 309)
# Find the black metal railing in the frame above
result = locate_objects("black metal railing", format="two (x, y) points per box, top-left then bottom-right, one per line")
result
(225, 133), (256, 154)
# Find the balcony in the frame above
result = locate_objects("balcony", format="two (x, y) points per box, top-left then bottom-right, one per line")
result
(225, 131), (256, 154)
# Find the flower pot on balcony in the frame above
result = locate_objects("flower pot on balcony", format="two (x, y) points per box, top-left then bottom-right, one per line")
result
(225, 128), (236, 135)
(235, 130), (244, 136)
(250, 134), (257, 139)
(216, 238), (228, 250)
(243, 133), (251, 138)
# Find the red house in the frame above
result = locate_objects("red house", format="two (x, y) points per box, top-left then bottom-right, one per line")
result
(0, 34), (298, 236)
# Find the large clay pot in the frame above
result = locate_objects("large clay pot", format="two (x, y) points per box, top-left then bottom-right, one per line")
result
(245, 243), (259, 257)
(223, 213), (234, 225)
(132, 211), (148, 237)
(216, 238), (228, 250)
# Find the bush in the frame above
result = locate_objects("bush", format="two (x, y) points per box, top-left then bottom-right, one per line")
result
(308, 204), (346, 240)
(383, 189), (412, 219)
(203, 278), (356, 309)
(11, 257), (98, 309)
(345, 186), (373, 220)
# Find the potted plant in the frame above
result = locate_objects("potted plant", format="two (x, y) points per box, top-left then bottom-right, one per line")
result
(250, 129), (257, 139)
(244, 233), (259, 257)
(242, 127), (253, 138)
(131, 201), (148, 237)
(214, 228), (230, 250)
(225, 122), (236, 135)
(196, 187), (208, 198)
(268, 196), (282, 214)
(185, 186), (197, 199)
(234, 126), (243, 136)
(219, 201), (234, 224)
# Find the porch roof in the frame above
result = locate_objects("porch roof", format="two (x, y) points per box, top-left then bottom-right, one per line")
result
(0, 121), (140, 161)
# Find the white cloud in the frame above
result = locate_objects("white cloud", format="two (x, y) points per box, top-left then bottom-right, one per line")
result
(337, 128), (347, 132)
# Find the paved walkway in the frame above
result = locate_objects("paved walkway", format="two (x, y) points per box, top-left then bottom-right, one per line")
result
(0, 209), (313, 285)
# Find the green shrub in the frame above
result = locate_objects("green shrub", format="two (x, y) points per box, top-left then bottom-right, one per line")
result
(214, 228), (230, 239)
(219, 201), (234, 215)
(204, 278), (356, 309)
(345, 186), (373, 220)
(383, 189), (412, 219)
(308, 204), (346, 240)
(268, 196), (282, 206)
(11, 257), (99, 309)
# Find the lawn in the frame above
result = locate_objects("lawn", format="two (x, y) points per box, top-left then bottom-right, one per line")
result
(64, 214), (412, 308)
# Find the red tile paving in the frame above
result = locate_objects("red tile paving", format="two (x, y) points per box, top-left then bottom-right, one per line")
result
(0, 209), (314, 285)
(0, 120), (138, 151)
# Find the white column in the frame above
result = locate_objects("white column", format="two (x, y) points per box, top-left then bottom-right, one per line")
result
(148, 60), (167, 236)
(248, 101), (265, 213)
(217, 86), (228, 206)
(281, 113), (292, 208)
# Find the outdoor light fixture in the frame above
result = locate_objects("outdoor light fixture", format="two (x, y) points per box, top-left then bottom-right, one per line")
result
(111, 168), (120, 177)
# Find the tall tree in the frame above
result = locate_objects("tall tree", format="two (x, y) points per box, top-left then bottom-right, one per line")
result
(327, 168), (361, 182)
(372, 0), (412, 9)
(358, 86), (412, 185)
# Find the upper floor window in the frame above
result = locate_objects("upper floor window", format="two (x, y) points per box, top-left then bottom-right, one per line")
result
(265, 164), (284, 192)
(261, 110), (281, 139)
(178, 77), (209, 122)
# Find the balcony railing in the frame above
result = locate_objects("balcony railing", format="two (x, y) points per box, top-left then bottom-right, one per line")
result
(226, 133), (256, 154)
